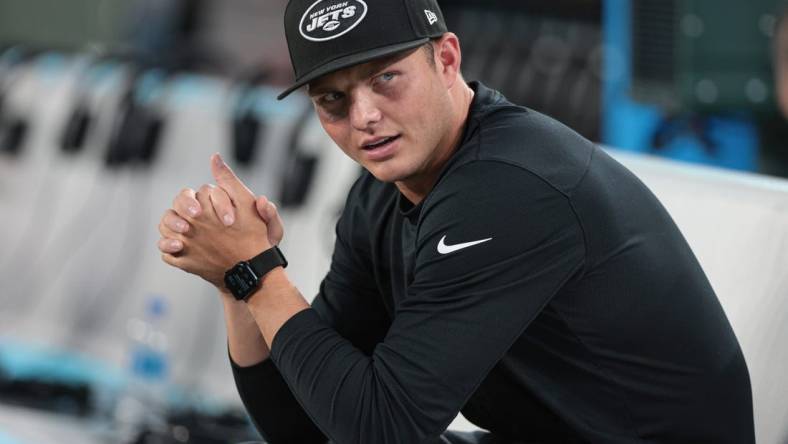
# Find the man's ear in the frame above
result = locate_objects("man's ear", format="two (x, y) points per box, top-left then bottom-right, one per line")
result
(434, 33), (462, 90)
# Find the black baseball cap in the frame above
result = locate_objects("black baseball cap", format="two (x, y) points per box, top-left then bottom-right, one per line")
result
(278, 0), (448, 100)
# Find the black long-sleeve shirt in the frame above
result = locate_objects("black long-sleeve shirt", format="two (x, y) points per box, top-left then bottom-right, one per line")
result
(232, 82), (754, 444)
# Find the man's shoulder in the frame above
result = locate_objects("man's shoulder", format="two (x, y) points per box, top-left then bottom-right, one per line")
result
(475, 106), (595, 195)
(460, 84), (595, 195)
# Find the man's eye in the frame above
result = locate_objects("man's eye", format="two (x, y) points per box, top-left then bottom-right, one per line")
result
(378, 72), (396, 82)
(322, 92), (343, 103)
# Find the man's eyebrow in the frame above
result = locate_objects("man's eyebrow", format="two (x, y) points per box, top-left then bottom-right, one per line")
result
(307, 49), (415, 96)
(365, 58), (396, 75)
(307, 85), (332, 97)
(363, 51), (411, 77)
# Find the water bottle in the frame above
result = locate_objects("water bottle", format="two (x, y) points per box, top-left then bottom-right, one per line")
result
(129, 296), (168, 383)
(114, 295), (170, 442)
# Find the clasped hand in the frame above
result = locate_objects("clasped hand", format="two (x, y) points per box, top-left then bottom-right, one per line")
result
(157, 153), (284, 290)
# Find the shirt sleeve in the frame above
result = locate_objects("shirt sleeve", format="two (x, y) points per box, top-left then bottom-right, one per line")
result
(232, 178), (391, 443)
(269, 161), (587, 444)
(231, 356), (325, 443)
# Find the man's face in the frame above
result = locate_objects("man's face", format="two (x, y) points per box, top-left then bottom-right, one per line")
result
(307, 44), (454, 185)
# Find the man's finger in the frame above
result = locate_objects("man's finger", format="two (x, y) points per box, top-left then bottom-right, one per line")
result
(163, 209), (190, 234)
(255, 195), (270, 220)
(255, 196), (279, 222)
(158, 215), (183, 239)
(210, 185), (236, 226)
(210, 153), (252, 201)
(158, 238), (183, 254)
(256, 195), (284, 244)
(161, 252), (180, 267)
(267, 202), (284, 244)
(196, 184), (223, 224)
(173, 188), (201, 218)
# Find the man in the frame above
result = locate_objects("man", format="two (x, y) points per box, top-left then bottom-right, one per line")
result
(157, 0), (755, 442)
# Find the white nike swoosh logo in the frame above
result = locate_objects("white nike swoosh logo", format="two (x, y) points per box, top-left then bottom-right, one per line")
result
(437, 235), (493, 255)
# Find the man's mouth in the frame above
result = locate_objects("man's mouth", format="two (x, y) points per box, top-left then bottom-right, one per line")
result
(363, 135), (401, 150)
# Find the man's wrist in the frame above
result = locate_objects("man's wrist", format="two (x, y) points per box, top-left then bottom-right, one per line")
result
(246, 267), (290, 306)
(224, 246), (288, 302)
(220, 289), (247, 309)
(259, 264), (288, 287)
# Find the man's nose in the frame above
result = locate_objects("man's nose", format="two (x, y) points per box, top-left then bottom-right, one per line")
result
(349, 91), (382, 131)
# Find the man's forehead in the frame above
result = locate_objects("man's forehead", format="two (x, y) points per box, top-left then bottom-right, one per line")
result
(307, 47), (420, 94)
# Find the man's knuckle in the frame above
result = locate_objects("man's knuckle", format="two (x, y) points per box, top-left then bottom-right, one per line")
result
(166, 215), (180, 230)
(209, 187), (224, 201)
(166, 219), (178, 232)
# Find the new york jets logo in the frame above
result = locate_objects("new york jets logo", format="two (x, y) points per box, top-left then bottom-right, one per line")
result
(299, 0), (368, 42)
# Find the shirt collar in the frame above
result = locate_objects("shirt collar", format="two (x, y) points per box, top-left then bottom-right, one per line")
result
(396, 81), (504, 222)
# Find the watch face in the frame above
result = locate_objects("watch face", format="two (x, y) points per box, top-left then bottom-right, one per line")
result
(225, 262), (259, 300)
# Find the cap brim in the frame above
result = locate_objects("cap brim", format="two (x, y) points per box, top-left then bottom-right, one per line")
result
(277, 38), (430, 100)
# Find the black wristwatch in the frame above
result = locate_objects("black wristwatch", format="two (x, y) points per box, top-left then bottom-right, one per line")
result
(224, 246), (288, 301)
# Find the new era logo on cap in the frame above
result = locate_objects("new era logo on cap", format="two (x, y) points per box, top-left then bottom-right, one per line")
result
(299, 0), (368, 42)
(425, 9), (438, 25)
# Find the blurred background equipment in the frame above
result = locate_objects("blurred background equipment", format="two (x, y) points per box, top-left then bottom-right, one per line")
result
(631, 0), (776, 112)
(279, 101), (322, 209)
(0, 46), (38, 155)
(104, 66), (169, 167)
(444, 0), (603, 140)
(1, 0), (788, 443)
(231, 69), (271, 167)
(604, 0), (788, 175)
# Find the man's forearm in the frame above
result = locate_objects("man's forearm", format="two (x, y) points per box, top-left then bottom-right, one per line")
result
(226, 280), (327, 444)
(222, 266), (310, 366)
(245, 268), (311, 349)
(222, 291), (271, 366)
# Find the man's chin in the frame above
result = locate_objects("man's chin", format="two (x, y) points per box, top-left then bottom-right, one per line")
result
(365, 165), (410, 184)
(363, 163), (402, 183)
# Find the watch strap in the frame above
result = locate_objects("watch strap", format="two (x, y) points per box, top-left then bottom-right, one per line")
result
(248, 245), (288, 278)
